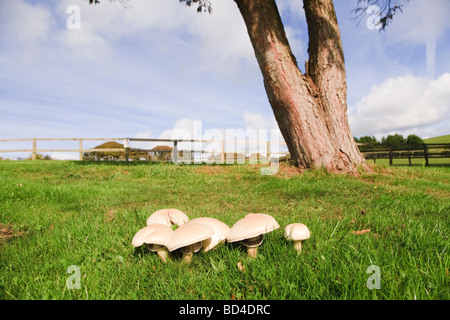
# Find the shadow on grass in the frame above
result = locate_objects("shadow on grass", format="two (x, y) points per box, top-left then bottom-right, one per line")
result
(389, 163), (450, 168)
(73, 160), (172, 167)
(71, 160), (248, 168)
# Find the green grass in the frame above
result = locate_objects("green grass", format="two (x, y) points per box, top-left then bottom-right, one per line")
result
(0, 160), (448, 300)
(424, 134), (450, 144)
(369, 157), (450, 167)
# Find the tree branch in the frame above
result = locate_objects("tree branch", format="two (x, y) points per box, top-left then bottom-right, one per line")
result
(89, 0), (131, 8)
(179, 0), (213, 13)
(352, 0), (409, 31)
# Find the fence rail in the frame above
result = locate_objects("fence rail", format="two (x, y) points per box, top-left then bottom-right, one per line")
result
(0, 137), (289, 163)
(359, 143), (450, 166)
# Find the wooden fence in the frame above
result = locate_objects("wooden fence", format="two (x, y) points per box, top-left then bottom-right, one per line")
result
(1, 138), (448, 166)
(0, 137), (289, 164)
(358, 143), (450, 166)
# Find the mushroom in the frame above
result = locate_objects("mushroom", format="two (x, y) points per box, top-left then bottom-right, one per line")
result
(146, 208), (189, 228)
(184, 217), (231, 252)
(167, 223), (214, 263)
(227, 213), (280, 258)
(132, 223), (173, 262)
(284, 223), (310, 253)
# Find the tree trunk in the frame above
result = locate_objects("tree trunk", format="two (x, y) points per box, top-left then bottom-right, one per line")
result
(234, 0), (369, 174)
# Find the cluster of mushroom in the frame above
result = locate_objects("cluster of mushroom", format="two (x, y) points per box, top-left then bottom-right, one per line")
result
(132, 209), (310, 263)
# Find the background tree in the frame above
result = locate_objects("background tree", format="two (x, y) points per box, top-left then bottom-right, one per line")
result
(149, 145), (173, 161)
(381, 134), (406, 146)
(355, 135), (380, 153)
(405, 134), (425, 146)
(357, 136), (379, 145)
(84, 141), (124, 161)
(84, 141), (150, 161)
(26, 153), (52, 160)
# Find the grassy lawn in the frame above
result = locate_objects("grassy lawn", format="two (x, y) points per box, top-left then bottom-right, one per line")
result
(0, 160), (448, 300)
(424, 134), (450, 144)
(369, 157), (450, 167)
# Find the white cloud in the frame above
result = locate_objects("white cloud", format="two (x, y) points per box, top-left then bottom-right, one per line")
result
(132, 119), (203, 151)
(277, 0), (305, 19)
(386, 0), (450, 44)
(55, 0), (255, 73)
(0, 0), (54, 60)
(384, 0), (450, 78)
(349, 73), (450, 139)
(1, 0), (255, 70)
(242, 111), (278, 131)
(158, 118), (203, 140)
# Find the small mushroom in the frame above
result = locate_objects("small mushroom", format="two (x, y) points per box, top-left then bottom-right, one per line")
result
(132, 223), (173, 262)
(227, 213), (280, 258)
(146, 208), (189, 227)
(184, 217), (231, 252)
(167, 223), (214, 263)
(284, 223), (310, 253)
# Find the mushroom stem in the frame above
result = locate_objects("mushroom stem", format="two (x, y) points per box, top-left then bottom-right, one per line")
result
(247, 246), (258, 258)
(156, 247), (171, 262)
(241, 235), (264, 258)
(293, 240), (303, 253)
(180, 245), (194, 263)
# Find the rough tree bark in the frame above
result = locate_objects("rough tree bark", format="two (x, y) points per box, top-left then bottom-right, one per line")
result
(234, 0), (370, 174)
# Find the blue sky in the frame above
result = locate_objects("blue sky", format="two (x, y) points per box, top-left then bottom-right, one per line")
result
(0, 0), (449, 159)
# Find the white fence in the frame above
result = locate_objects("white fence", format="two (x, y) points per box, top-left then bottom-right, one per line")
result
(0, 137), (289, 164)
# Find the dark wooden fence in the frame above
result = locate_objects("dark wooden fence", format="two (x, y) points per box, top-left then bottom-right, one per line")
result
(358, 143), (450, 166)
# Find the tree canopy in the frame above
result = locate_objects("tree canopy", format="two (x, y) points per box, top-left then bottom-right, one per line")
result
(356, 134), (425, 147)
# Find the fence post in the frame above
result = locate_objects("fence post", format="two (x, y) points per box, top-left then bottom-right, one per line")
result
(221, 140), (225, 164)
(124, 139), (130, 162)
(267, 141), (271, 160)
(173, 140), (178, 164)
(423, 144), (429, 166)
(408, 145), (412, 166)
(32, 138), (37, 161)
(79, 139), (83, 161)
(388, 146), (393, 166)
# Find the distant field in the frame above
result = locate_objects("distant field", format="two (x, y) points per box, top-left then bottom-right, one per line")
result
(0, 160), (448, 301)
(424, 134), (450, 144)
(362, 133), (450, 167)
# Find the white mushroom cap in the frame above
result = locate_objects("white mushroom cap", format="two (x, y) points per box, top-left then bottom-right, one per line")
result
(184, 217), (231, 252)
(227, 213), (280, 243)
(284, 223), (310, 253)
(146, 208), (189, 227)
(131, 223), (173, 248)
(284, 223), (310, 241)
(167, 223), (214, 252)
